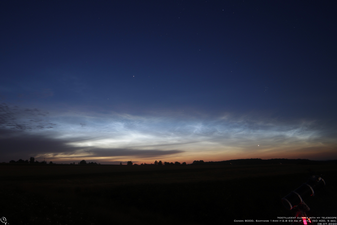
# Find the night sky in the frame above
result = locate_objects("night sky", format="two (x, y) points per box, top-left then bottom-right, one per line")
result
(1, 0), (336, 164)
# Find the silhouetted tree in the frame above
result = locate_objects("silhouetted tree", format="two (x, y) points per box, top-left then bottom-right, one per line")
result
(174, 161), (181, 165)
(192, 160), (204, 165)
(154, 160), (158, 165)
(17, 159), (25, 163)
(182, 162), (187, 165)
(30, 157), (35, 164)
(79, 160), (87, 165)
(158, 160), (163, 166)
(127, 161), (133, 166)
(9, 160), (16, 163)
(49, 161), (53, 164)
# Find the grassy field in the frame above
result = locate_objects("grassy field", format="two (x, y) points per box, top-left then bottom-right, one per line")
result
(1, 163), (336, 224)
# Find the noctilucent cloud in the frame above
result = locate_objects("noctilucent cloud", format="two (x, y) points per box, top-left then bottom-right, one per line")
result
(1, 1), (337, 164)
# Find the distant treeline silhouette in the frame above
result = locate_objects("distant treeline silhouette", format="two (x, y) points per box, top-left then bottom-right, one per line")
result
(190, 158), (337, 165)
(9, 157), (49, 164)
(5, 157), (337, 165)
(7, 157), (99, 165)
(126, 160), (187, 166)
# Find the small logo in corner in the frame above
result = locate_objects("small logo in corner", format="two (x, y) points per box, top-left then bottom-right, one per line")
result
(0, 217), (8, 225)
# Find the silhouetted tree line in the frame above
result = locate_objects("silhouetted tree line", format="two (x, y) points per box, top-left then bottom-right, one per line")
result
(78, 160), (98, 165)
(125, 160), (187, 166)
(7, 157), (336, 166)
(9, 157), (49, 164)
(8, 157), (99, 165)
(191, 158), (337, 166)
(192, 160), (205, 165)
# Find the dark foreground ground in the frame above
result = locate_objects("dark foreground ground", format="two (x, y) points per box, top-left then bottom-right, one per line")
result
(1, 163), (336, 224)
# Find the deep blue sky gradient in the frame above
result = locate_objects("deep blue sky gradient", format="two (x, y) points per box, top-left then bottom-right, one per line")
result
(1, 0), (336, 163)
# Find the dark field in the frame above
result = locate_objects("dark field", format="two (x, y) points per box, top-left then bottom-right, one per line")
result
(1, 163), (336, 224)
